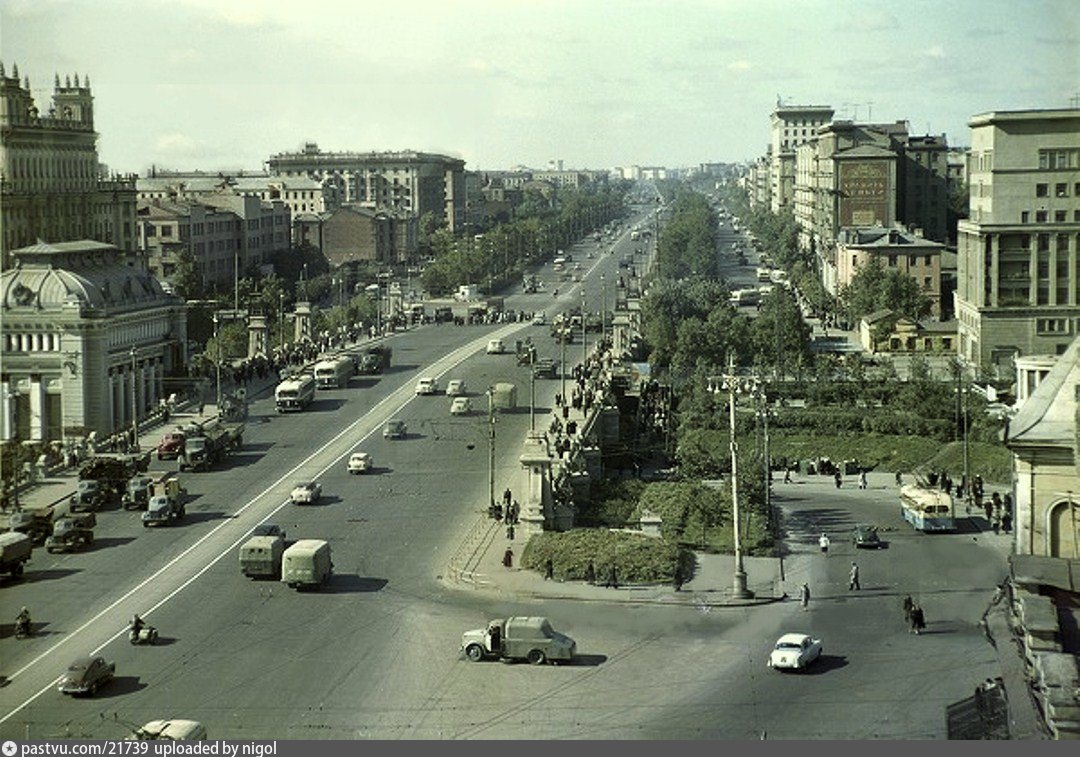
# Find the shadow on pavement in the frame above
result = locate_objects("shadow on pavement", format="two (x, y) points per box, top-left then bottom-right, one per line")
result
(176, 510), (231, 526)
(567, 653), (608, 667)
(322, 575), (388, 593)
(95, 676), (147, 698)
(800, 654), (848, 675)
(88, 537), (137, 551)
(22, 568), (82, 583)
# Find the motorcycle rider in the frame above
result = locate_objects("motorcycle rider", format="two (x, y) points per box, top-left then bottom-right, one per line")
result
(15, 606), (31, 636)
(130, 613), (146, 638)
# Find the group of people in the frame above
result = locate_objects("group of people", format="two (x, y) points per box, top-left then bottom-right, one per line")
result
(902, 596), (927, 634)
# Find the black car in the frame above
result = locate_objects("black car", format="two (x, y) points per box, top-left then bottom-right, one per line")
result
(58, 655), (115, 696)
(252, 523), (285, 540)
(852, 524), (883, 548)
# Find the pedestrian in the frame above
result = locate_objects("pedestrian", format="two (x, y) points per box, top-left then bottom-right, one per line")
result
(198, 400), (205, 416)
(848, 562), (860, 591)
(988, 492), (999, 523)
(493, 502), (503, 522)
(1002, 510), (1012, 533)
(544, 557), (554, 580)
(506, 523), (515, 541)
(783, 468), (792, 484)
(503, 487), (512, 508)
(673, 560), (684, 592)
(605, 564), (619, 589)
(819, 532), (830, 555)
(799, 582), (810, 609)
(902, 595), (914, 625)
(858, 471), (867, 490)
(585, 561), (596, 585)
(502, 547), (513, 569)
(510, 500), (520, 524)
(910, 604), (926, 634)
(834, 470), (842, 489)
(895, 470), (903, 487)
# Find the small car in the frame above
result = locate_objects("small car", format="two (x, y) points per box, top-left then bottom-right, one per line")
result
(767, 633), (822, 671)
(445, 379), (467, 397)
(415, 377), (439, 395)
(531, 313), (547, 326)
(290, 481), (322, 505)
(450, 397), (473, 416)
(58, 655), (115, 696)
(852, 524), (883, 548)
(348, 452), (373, 474)
(252, 523), (285, 540)
(486, 339), (505, 354)
(383, 419), (407, 439)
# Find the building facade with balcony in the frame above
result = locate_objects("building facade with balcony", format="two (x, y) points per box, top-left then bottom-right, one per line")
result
(955, 109), (1080, 376)
(265, 144), (466, 232)
(0, 65), (138, 269)
(1, 241), (186, 443)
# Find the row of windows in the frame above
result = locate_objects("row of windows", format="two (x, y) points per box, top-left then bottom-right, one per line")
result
(1038, 149), (1080, 170)
(1020, 209), (1080, 223)
(1036, 318), (1072, 335)
(1035, 182), (1079, 197)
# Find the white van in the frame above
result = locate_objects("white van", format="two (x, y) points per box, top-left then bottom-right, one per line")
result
(281, 539), (333, 589)
(486, 339), (505, 354)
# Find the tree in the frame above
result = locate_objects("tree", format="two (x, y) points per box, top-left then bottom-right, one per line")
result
(839, 258), (932, 323)
(171, 249), (203, 300)
(751, 288), (811, 379)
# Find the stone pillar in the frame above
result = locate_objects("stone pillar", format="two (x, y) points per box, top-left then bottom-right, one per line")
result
(248, 314), (269, 358)
(518, 430), (554, 537)
(2, 379), (14, 441)
(294, 302), (312, 343)
(640, 509), (663, 538)
(29, 374), (44, 441)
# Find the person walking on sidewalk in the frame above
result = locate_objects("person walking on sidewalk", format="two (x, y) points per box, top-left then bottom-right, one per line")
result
(585, 561), (596, 585)
(858, 471), (868, 490)
(848, 562), (860, 591)
(902, 595), (915, 625)
(819, 532), (831, 555)
(544, 557), (554, 580)
(834, 470), (842, 489)
(799, 582), (810, 609)
(605, 564), (619, 589)
(502, 547), (514, 569)
(909, 604), (926, 634)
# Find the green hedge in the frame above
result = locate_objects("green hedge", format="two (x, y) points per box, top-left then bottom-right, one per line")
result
(521, 529), (694, 583)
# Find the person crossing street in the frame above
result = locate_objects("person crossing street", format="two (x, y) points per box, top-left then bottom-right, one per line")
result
(849, 562), (860, 591)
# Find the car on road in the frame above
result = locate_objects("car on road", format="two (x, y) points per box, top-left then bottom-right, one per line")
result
(450, 397), (473, 416)
(252, 523), (285, 540)
(415, 377), (439, 395)
(767, 633), (822, 671)
(58, 655), (115, 696)
(852, 524), (883, 548)
(486, 339), (506, 354)
(347, 452), (373, 474)
(290, 481), (322, 505)
(531, 313), (547, 326)
(446, 379), (467, 397)
(383, 419), (407, 439)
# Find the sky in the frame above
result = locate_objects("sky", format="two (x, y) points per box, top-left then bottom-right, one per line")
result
(2, 0), (1077, 174)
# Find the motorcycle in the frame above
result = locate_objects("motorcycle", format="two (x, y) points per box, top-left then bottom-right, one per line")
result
(15, 616), (32, 639)
(128, 625), (158, 645)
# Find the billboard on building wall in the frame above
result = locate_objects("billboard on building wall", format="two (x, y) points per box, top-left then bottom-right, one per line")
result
(839, 160), (890, 227)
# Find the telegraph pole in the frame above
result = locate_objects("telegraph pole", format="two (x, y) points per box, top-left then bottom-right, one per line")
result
(487, 387), (496, 512)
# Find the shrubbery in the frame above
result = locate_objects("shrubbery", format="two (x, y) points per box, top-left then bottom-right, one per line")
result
(521, 529), (694, 584)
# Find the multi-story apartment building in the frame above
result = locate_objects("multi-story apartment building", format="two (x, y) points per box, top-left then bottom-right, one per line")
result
(900, 134), (950, 244)
(0, 65), (138, 268)
(834, 226), (946, 317)
(769, 104), (834, 213)
(955, 108), (1080, 376)
(265, 143), (466, 232)
(137, 193), (290, 291)
(138, 171), (326, 226)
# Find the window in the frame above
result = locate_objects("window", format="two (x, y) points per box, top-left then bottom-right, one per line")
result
(1056, 210), (1067, 222)
(1056, 183), (1068, 197)
(923, 277), (932, 289)
(1036, 210), (1048, 222)
(908, 255), (917, 267)
(1036, 183), (1048, 197)
(888, 257), (897, 267)
(1075, 210), (1080, 222)
(1036, 318), (1070, 335)
(1021, 211), (1030, 223)
(924, 255), (932, 266)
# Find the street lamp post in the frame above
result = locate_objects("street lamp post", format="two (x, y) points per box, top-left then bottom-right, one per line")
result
(529, 349), (536, 431)
(581, 291), (587, 366)
(279, 292), (285, 350)
(600, 274), (606, 346)
(6, 386), (19, 510)
(712, 354), (754, 599)
(213, 313), (222, 412)
(487, 386), (496, 512)
(560, 332), (567, 401)
(129, 346), (140, 451)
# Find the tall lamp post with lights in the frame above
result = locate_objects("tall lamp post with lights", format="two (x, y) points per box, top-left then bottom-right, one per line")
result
(709, 355), (755, 599)
(129, 346), (140, 450)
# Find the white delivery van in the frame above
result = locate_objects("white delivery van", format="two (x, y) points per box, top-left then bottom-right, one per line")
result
(281, 539), (333, 589)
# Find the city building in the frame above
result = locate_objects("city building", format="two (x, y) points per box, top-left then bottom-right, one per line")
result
(955, 109), (1080, 377)
(0, 65), (137, 269)
(858, 310), (956, 354)
(834, 226), (946, 316)
(1006, 334), (1079, 558)
(769, 103), (834, 213)
(265, 143), (466, 232)
(1, 240), (186, 442)
(320, 205), (416, 267)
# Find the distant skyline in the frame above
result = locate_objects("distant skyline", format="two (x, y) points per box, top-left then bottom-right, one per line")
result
(3, 0), (1077, 174)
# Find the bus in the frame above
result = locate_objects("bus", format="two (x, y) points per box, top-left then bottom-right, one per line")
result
(900, 484), (956, 532)
(314, 357), (354, 389)
(275, 374), (316, 413)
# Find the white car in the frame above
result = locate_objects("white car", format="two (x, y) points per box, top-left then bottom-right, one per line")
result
(450, 397), (472, 416)
(446, 379), (467, 397)
(531, 313), (547, 326)
(767, 633), (822, 671)
(347, 452), (372, 474)
(486, 339), (505, 354)
(290, 481), (322, 505)
(415, 377), (439, 395)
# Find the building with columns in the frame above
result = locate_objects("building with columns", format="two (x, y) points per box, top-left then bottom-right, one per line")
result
(0, 64), (138, 269)
(955, 109), (1080, 377)
(1, 241), (187, 443)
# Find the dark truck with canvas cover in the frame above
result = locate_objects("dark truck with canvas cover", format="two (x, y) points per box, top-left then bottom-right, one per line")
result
(180, 421), (244, 472)
(122, 471), (184, 510)
(461, 616), (576, 665)
(142, 494), (186, 527)
(358, 346), (392, 375)
(72, 453), (150, 512)
(45, 512), (96, 553)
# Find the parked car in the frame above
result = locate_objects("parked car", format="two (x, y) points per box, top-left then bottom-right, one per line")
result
(450, 397), (473, 416)
(445, 379), (467, 397)
(767, 633), (822, 671)
(852, 524), (883, 548)
(415, 377), (439, 395)
(290, 481), (322, 505)
(347, 452), (373, 474)
(58, 655), (115, 696)
(383, 419), (407, 439)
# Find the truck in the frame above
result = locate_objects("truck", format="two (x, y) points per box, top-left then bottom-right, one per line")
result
(0, 531), (32, 578)
(314, 357), (354, 389)
(358, 346), (392, 375)
(460, 616), (576, 665)
(491, 382), (517, 413)
(71, 454), (147, 512)
(239, 534), (285, 579)
(5, 508), (54, 545)
(281, 539), (333, 590)
(180, 422), (244, 472)
(122, 470), (182, 510)
(142, 494), (186, 527)
(44, 513), (96, 553)
(454, 284), (480, 302)
(522, 274), (539, 294)
(532, 358), (559, 379)
(275, 374), (316, 412)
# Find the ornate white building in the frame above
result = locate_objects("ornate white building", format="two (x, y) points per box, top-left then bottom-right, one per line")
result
(1, 241), (187, 442)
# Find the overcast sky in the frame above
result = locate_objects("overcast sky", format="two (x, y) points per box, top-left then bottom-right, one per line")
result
(3, 0), (1076, 174)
